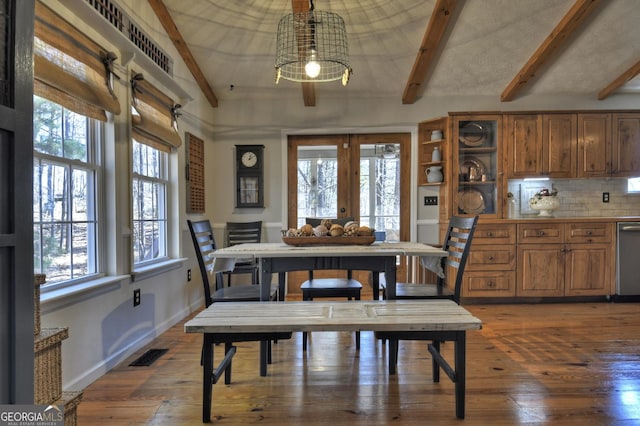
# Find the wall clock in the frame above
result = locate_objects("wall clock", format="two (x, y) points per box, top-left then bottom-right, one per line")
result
(235, 145), (264, 208)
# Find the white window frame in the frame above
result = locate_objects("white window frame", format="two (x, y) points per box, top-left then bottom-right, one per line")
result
(131, 140), (169, 268)
(33, 96), (104, 291)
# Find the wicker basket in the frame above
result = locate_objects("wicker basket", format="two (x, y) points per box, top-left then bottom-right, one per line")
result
(34, 327), (69, 405)
(34, 274), (46, 335)
(55, 390), (83, 426)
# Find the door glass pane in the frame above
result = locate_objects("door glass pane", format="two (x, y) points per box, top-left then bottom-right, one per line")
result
(360, 144), (400, 241)
(297, 146), (338, 228)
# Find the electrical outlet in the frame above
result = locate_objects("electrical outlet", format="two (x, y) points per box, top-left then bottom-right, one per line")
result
(602, 192), (610, 203)
(187, 269), (192, 281)
(424, 196), (438, 206)
(133, 289), (141, 307)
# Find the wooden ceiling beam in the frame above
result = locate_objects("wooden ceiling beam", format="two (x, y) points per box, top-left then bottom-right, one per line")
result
(501, 0), (602, 102)
(292, 0), (316, 106)
(597, 59), (640, 100)
(402, 0), (457, 105)
(147, 0), (219, 108)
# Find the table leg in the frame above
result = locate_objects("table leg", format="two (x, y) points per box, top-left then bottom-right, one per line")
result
(454, 331), (466, 419)
(202, 334), (213, 423)
(383, 257), (397, 300)
(259, 258), (271, 376)
(384, 258), (398, 371)
(278, 272), (286, 301)
(372, 271), (380, 300)
(260, 258), (272, 301)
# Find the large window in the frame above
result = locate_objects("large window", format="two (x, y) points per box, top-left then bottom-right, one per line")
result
(33, 96), (101, 285)
(132, 140), (168, 266)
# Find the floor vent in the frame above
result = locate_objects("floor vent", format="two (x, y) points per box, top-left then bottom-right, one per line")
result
(129, 348), (168, 367)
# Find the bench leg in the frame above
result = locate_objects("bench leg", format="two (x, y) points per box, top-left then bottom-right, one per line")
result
(202, 334), (213, 423)
(454, 331), (466, 419)
(431, 340), (441, 382)
(260, 341), (268, 376)
(388, 338), (398, 374)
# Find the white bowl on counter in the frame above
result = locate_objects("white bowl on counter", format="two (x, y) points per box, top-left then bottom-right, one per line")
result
(528, 195), (560, 216)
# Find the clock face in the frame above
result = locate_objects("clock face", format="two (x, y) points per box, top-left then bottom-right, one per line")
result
(241, 151), (258, 168)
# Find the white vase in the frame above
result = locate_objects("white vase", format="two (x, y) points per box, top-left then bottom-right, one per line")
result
(426, 166), (443, 183)
(431, 147), (441, 162)
(431, 130), (443, 141)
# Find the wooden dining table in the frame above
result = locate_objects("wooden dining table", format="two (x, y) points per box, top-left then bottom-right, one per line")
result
(185, 300), (483, 422)
(211, 241), (447, 302)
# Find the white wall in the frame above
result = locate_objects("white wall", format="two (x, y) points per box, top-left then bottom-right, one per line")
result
(40, 0), (215, 390)
(39, 0), (640, 391)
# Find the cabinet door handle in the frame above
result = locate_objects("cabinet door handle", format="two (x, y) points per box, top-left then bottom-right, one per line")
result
(487, 281), (495, 288)
(586, 231), (592, 235)
(487, 256), (494, 261)
(486, 232), (493, 237)
(538, 231), (545, 236)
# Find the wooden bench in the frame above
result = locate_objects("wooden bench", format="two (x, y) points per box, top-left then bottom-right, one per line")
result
(185, 299), (482, 422)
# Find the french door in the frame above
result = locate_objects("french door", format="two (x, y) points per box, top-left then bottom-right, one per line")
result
(286, 133), (411, 293)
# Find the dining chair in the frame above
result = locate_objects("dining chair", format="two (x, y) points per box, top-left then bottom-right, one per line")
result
(300, 269), (362, 351)
(299, 217), (362, 351)
(187, 219), (291, 383)
(380, 215), (478, 301)
(222, 221), (262, 287)
(375, 215), (479, 374)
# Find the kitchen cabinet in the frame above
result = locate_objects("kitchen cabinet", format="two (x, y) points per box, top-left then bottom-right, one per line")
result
(577, 113), (611, 177)
(505, 114), (542, 178)
(543, 114), (577, 178)
(452, 114), (503, 218)
(578, 112), (640, 177)
(611, 113), (640, 176)
(506, 113), (576, 178)
(516, 222), (613, 297)
(462, 223), (516, 298)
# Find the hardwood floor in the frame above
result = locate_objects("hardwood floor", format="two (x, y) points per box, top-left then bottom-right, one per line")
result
(77, 301), (640, 425)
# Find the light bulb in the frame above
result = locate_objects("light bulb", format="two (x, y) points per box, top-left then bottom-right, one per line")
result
(305, 50), (321, 78)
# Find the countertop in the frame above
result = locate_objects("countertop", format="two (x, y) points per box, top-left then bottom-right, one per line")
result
(478, 216), (640, 224)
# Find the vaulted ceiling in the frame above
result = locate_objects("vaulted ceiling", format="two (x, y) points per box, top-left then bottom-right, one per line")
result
(152, 0), (640, 108)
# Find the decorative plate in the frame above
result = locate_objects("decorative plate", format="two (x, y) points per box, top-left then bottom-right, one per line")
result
(457, 188), (486, 214)
(459, 122), (487, 147)
(282, 236), (376, 246)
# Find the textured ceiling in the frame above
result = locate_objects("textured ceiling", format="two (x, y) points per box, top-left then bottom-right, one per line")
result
(161, 0), (640, 103)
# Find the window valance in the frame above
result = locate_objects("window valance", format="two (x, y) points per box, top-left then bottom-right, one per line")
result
(130, 72), (182, 152)
(34, 1), (121, 121)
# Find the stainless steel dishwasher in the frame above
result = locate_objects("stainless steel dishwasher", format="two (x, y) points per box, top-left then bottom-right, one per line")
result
(617, 222), (640, 301)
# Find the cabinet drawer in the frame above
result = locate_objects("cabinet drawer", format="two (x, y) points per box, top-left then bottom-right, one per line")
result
(466, 245), (516, 271)
(463, 271), (516, 297)
(565, 222), (612, 243)
(518, 223), (564, 243)
(473, 224), (516, 245)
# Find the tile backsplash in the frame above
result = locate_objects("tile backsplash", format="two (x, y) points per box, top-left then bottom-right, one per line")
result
(507, 178), (640, 218)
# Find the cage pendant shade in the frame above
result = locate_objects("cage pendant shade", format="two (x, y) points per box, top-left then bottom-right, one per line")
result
(275, 10), (352, 85)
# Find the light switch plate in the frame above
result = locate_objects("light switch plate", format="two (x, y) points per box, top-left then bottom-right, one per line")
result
(424, 196), (438, 206)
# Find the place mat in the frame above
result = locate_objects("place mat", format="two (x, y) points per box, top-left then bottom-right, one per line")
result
(282, 236), (376, 246)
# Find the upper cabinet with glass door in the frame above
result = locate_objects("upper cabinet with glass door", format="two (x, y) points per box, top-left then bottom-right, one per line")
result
(452, 114), (503, 218)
